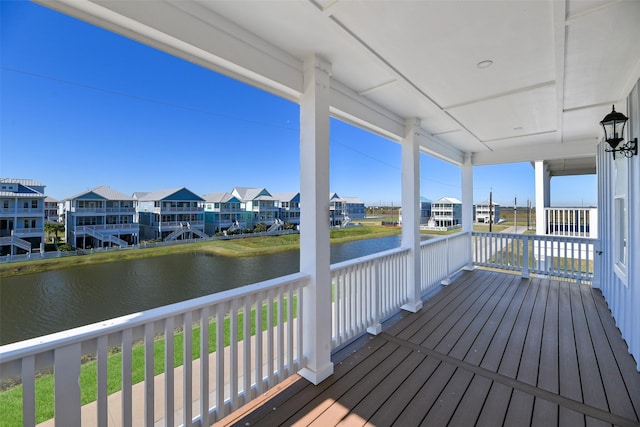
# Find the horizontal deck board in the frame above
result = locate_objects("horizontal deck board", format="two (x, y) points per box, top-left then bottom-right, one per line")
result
(219, 270), (640, 427)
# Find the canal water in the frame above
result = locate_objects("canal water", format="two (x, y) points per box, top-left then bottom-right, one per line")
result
(1, 235), (411, 345)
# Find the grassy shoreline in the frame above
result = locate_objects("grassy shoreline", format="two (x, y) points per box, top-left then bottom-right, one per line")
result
(0, 225), (401, 278)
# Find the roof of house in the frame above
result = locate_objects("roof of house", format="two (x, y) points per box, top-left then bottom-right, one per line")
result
(0, 178), (46, 198)
(66, 185), (133, 201)
(476, 201), (499, 206)
(340, 196), (364, 204)
(45, 196), (59, 203)
(434, 197), (462, 204)
(232, 187), (272, 201)
(132, 192), (149, 200)
(138, 187), (204, 202)
(0, 178), (45, 187)
(202, 192), (239, 203)
(420, 196), (432, 203)
(272, 192), (300, 202)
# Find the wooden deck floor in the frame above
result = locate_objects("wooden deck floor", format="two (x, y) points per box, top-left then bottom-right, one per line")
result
(217, 270), (640, 427)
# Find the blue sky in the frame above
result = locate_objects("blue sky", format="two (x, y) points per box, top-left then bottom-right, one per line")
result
(1, 1), (596, 207)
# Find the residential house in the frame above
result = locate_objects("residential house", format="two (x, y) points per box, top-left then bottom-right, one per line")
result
(136, 187), (206, 241)
(0, 178), (46, 254)
(474, 201), (500, 223)
(44, 196), (60, 222)
(420, 196), (432, 224)
(61, 185), (138, 248)
(202, 192), (244, 234)
(429, 196), (462, 228)
(341, 196), (366, 220)
(273, 192), (301, 226)
(231, 187), (278, 229)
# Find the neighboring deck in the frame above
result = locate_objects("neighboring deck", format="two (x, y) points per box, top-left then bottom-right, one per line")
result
(218, 270), (640, 427)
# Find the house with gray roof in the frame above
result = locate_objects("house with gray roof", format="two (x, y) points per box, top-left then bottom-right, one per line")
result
(136, 187), (206, 241)
(273, 192), (300, 226)
(203, 192), (244, 234)
(61, 185), (138, 248)
(0, 178), (46, 255)
(329, 193), (365, 227)
(429, 196), (462, 228)
(231, 187), (279, 228)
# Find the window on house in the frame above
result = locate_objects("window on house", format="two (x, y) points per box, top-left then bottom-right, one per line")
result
(32, 200), (38, 208)
(614, 196), (627, 269)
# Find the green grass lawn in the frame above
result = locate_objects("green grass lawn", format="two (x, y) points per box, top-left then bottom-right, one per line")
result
(0, 298), (296, 425)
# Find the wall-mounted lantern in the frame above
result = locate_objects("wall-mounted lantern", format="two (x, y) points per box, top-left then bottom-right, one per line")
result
(600, 105), (637, 159)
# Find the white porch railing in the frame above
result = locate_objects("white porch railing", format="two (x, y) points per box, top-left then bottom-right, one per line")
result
(544, 207), (598, 238)
(329, 232), (473, 349)
(421, 232), (472, 289)
(0, 273), (307, 427)
(3, 230), (591, 427)
(330, 247), (410, 348)
(472, 232), (598, 283)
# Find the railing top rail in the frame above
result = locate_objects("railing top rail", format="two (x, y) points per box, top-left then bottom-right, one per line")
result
(420, 230), (471, 247)
(0, 271), (310, 363)
(330, 246), (409, 272)
(471, 231), (598, 244)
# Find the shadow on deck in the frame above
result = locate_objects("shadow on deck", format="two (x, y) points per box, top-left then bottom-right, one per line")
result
(216, 269), (640, 426)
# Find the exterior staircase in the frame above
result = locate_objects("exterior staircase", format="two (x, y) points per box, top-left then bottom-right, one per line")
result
(164, 223), (207, 241)
(226, 220), (241, 233)
(84, 227), (128, 248)
(267, 218), (283, 233)
(0, 236), (32, 252)
(341, 215), (351, 228)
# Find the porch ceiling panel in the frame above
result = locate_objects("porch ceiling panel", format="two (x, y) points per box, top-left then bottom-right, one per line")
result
(35, 0), (640, 168)
(447, 84), (558, 144)
(563, 0), (640, 110)
(331, 0), (555, 109)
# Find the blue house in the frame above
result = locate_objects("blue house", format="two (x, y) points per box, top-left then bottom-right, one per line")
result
(203, 192), (244, 234)
(136, 187), (206, 241)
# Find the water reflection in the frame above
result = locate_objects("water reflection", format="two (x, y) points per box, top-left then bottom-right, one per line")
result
(0, 234), (422, 344)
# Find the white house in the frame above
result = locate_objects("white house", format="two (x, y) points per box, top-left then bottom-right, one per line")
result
(474, 201), (500, 224)
(44, 196), (59, 222)
(61, 185), (138, 248)
(429, 197), (462, 228)
(0, 178), (46, 254)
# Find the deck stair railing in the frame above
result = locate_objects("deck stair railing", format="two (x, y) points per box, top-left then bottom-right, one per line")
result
(164, 223), (208, 241)
(0, 272), (307, 427)
(82, 227), (129, 248)
(0, 235), (32, 252)
(472, 232), (598, 283)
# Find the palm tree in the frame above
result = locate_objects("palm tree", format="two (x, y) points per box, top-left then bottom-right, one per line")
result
(44, 222), (64, 244)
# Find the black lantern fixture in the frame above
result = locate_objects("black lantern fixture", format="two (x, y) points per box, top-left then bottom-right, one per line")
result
(600, 105), (638, 159)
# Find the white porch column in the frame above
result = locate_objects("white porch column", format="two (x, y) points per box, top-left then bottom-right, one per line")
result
(461, 153), (474, 270)
(400, 119), (423, 313)
(535, 160), (550, 235)
(298, 55), (334, 385)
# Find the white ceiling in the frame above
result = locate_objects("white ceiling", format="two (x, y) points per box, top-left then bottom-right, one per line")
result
(38, 0), (640, 174)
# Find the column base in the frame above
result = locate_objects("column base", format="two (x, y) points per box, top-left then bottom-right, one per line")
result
(298, 362), (334, 386)
(367, 323), (382, 335)
(401, 301), (423, 313)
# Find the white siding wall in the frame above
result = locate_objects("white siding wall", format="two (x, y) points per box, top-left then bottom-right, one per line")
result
(598, 79), (640, 370)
